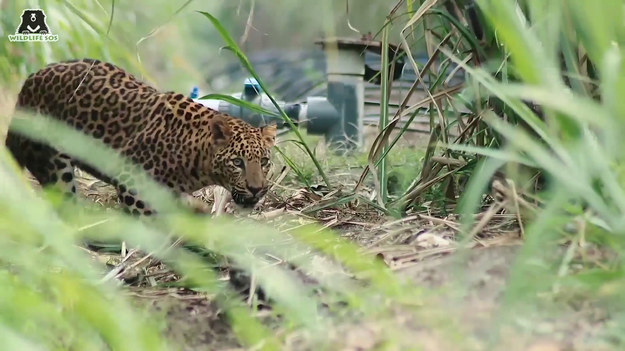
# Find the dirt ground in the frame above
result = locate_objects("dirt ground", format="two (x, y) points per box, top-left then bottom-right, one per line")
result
(52, 159), (617, 351)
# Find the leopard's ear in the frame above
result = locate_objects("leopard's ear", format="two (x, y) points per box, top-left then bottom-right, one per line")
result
(260, 123), (277, 147)
(210, 115), (232, 147)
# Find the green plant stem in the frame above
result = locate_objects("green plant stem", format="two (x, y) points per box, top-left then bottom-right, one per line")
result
(198, 11), (331, 188)
(378, 24), (390, 204)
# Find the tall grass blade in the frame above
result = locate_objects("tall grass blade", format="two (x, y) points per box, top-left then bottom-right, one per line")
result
(197, 11), (331, 188)
(376, 24), (391, 205)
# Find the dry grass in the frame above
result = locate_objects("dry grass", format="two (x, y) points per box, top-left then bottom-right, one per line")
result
(22, 132), (607, 350)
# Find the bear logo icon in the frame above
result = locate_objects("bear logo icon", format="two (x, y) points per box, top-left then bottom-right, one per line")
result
(16, 9), (51, 35)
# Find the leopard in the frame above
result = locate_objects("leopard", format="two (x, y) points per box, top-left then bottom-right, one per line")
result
(5, 58), (277, 216)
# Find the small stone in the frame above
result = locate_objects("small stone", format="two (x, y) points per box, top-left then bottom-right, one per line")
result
(416, 233), (450, 249)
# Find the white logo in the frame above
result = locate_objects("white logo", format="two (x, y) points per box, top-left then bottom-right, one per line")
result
(8, 9), (59, 42)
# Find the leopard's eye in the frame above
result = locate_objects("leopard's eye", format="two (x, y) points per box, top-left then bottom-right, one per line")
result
(260, 157), (270, 166)
(232, 158), (244, 168)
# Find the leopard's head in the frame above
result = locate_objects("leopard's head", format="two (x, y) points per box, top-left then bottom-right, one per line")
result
(209, 116), (276, 208)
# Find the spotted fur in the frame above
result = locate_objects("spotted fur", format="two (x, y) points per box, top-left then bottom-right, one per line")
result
(6, 58), (276, 215)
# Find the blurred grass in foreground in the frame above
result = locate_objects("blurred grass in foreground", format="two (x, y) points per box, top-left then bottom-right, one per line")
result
(359, 0), (625, 347)
(443, 0), (625, 345)
(3, 0), (625, 349)
(1, 111), (429, 349)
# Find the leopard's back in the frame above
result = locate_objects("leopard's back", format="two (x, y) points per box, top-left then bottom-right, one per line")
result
(16, 58), (162, 149)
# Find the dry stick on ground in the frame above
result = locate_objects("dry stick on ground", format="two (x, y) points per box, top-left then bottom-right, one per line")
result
(430, 156), (467, 167)
(467, 201), (507, 240)
(248, 208), (287, 221)
(510, 181), (525, 237)
(115, 251), (155, 281)
(393, 245), (456, 267)
(364, 226), (420, 249)
(417, 214), (460, 232)
(390, 234), (524, 271)
(100, 248), (138, 283)
(380, 215), (420, 227)
(269, 166), (289, 192)
(490, 178), (537, 214)
(365, 245), (418, 255)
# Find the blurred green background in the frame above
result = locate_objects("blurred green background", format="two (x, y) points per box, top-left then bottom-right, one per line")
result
(0, 0), (408, 95)
(3, 0), (625, 350)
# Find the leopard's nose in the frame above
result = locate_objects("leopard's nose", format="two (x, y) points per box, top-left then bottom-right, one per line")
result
(247, 186), (262, 196)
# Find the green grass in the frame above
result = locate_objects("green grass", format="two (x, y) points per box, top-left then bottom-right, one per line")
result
(3, 112), (426, 350)
(3, 0), (625, 349)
